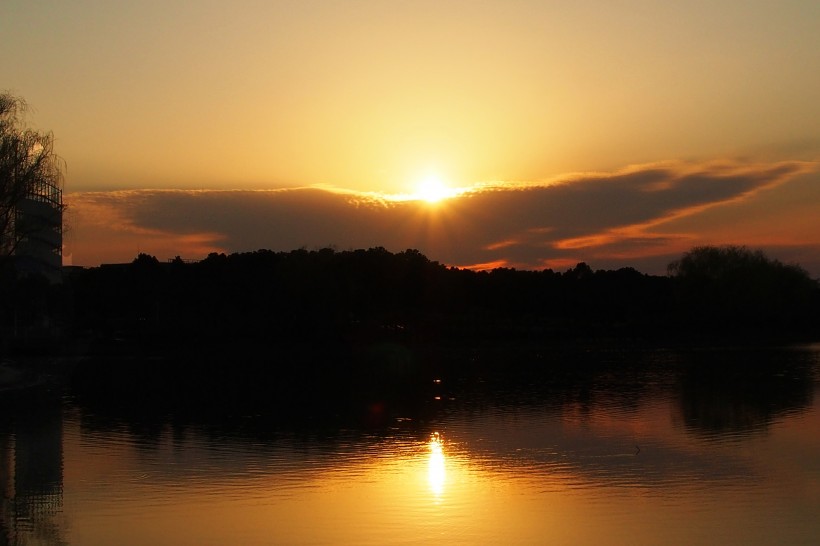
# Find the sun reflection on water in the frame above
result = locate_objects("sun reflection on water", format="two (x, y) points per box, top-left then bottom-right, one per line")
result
(428, 432), (446, 499)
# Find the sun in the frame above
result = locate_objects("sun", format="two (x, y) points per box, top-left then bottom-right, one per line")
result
(415, 174), (452, 203)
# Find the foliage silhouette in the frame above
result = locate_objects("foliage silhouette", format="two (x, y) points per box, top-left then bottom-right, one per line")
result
(668, 245), (819, 338)
(64, 245), (820, 351)
(0, 92), (65, 268)
(0, 93), (66, 354)
(55, 244), (819, 420)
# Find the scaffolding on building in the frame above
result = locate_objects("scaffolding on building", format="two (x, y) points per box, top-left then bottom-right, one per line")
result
(11, 177), (63, 283)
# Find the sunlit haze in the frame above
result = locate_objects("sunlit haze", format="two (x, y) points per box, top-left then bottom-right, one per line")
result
(3, 0), (819, 273)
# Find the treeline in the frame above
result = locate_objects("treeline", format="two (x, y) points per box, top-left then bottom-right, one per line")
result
(4, 244), (815, 421)
(63, 245), (819, 352)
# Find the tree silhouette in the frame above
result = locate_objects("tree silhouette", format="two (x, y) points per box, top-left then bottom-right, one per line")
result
(0, 93), (67, 354)
(64, 245), (820, 418)
(0, 92), (65, 269)
(64, 244), (819, 365)
(668, 245), (819, 338)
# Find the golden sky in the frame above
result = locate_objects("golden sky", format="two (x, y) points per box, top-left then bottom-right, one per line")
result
(3, 1), (819, 272)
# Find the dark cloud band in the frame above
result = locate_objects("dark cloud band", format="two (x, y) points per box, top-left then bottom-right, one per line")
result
(65, 160), (818, 274)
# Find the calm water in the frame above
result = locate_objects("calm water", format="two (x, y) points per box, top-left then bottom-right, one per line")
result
(2, 345), (819, 545)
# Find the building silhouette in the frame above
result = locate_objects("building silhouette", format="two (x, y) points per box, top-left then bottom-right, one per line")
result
(8, 178), (63, 283)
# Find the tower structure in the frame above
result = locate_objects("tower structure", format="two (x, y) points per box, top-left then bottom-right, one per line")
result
(11, 177), (63, 283)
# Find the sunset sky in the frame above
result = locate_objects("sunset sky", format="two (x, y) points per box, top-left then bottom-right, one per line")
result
(3, 1), (819, 274)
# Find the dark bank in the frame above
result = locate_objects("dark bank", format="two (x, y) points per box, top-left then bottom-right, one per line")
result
(1, 244), (818, 421)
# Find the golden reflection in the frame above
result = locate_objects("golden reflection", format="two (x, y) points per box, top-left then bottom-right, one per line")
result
(428, 432), (446, 498)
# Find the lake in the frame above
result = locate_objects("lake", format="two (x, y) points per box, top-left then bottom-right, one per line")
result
(2, 344), (819, 545)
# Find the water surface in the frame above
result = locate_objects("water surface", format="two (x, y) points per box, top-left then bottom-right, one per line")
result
(2, 345), (819, 545)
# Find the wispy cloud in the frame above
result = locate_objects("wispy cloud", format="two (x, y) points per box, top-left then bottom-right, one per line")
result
(65, 160), (819, 274)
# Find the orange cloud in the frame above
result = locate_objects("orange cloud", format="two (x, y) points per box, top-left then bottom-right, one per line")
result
(65, 191), (228, 264)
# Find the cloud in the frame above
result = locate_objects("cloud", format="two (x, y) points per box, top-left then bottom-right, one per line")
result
(64, 160), (820, 275)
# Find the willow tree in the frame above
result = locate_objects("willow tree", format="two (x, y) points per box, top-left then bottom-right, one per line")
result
(0, 92), (65, 269)
(668, 245), (819, 338)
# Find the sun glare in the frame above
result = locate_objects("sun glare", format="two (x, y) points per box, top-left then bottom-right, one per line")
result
(415, 174), (452, 203)
(428, 432), (446, 498)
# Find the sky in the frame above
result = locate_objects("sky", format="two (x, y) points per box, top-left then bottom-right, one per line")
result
(3, 0), (819, 274)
